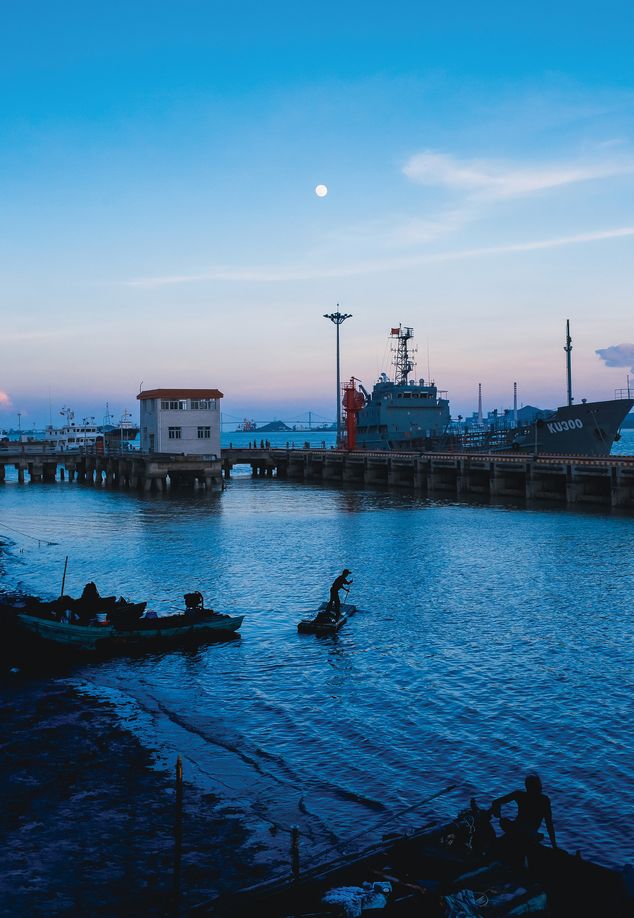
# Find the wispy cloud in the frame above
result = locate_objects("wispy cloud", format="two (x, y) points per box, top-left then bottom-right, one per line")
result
(596, 343), (634, 373)
(0, 390), (12, 408)
(321, 208), (469, 250)
(403, 150), (634, 200)
(128, 226), (634, 287)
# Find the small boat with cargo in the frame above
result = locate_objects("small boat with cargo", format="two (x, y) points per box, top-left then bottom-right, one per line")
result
(2, 587), (243, 654)
(199, 798), (633, 916)
(298, 602), (357, 634)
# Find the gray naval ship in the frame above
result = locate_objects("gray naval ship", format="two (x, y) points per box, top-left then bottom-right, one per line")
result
(354, 325), (633, 456)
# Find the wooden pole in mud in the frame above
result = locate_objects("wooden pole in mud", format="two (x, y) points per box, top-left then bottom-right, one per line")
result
(60, 556), (69, 598)
(173, 755), (183, 914)
(290, 825), (300, 882)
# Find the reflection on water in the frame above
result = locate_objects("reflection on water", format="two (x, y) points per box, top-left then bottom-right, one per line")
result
(1, 443), (633, 869)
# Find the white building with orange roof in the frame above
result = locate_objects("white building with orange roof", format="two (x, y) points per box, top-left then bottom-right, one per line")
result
(137, 388), (223, 456)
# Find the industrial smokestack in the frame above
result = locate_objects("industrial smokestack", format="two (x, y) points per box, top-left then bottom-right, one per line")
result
(513, 382), (518, 426)
(478, 383), (483, 423)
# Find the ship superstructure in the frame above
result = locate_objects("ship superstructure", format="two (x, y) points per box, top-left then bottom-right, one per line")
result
(355, 326), (451, 450)
(48, 408), (102, 451)
(352, 325), (633, 456)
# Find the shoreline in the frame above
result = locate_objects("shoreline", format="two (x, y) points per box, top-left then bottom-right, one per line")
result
(0, 675), (266, 916)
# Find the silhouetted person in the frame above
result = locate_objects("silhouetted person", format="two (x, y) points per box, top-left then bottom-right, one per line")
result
(325, 569), (352, 619)
(80, 581), (101, 608)
(491, 773), (557, 860)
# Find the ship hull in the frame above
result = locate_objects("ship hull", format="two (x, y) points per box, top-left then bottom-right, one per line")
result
(356, 399), (633, 457)
(502, 399), (634, 456)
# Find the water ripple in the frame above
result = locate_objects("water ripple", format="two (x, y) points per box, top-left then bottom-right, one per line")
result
(1, 469), (633, 867)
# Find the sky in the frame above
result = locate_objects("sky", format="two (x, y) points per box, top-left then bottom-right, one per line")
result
(1, 0), (633, 428)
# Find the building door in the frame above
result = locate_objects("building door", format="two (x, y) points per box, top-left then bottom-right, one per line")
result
(149, 434), (155, 452)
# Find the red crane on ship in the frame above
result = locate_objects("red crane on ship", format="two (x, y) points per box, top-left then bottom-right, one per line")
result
(342, 378), (365, 450)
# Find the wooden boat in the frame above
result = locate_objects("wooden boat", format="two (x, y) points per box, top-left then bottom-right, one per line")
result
(297, 602), (357, 634)
(197, 801), (633, 916)
(11, 605), (244, 653)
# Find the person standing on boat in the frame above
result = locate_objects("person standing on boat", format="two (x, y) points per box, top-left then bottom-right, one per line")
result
(490, 773), (557, 853)
(325, 569), (352, 619)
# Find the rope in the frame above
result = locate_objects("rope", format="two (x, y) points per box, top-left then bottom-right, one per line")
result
(298, 782), (459, 870)
(0, 520), (58, 545)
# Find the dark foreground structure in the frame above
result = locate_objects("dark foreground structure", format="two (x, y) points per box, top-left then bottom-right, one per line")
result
(198, 805), (634, 917)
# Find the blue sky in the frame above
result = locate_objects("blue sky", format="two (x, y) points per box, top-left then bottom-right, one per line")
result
(1, 1), (633, 427)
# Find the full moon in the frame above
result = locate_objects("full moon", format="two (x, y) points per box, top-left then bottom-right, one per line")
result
(315, 184), (328, 197)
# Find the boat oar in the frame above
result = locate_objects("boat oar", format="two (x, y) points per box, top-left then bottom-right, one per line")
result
(344, 581), (353, 611)
(60, 556), (69, 598)
(296, 782), (459, 879)
(341, 782), (458, 849)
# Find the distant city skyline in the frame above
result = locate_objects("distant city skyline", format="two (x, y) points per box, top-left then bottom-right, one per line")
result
(1, 2), (633, 425)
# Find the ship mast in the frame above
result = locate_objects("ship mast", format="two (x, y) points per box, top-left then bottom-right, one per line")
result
(564, 319), (573, 406)
(390, 325), (414, 385)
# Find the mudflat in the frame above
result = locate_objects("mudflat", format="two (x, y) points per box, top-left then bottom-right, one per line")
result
(0, 678), (263, 916)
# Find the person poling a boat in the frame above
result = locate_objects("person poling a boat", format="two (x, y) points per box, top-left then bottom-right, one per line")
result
(324, 569), (353, 621)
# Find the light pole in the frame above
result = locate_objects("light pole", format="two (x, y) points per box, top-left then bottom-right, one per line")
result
(323, 308), (352, 446)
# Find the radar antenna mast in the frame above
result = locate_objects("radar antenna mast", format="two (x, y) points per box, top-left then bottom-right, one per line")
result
(564, 320), (573, 406)
(390, 325), (415, 385)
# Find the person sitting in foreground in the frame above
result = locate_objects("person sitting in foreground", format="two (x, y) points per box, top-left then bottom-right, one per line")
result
(491, 772), (557, 851)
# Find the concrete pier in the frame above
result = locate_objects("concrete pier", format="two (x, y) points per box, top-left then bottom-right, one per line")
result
(2, 444), (634, 509)
(221, 447), (634, 510)
(0, 447), (223, 492)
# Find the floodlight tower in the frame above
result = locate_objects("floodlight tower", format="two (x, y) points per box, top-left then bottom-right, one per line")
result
(323, 308), (352, 446)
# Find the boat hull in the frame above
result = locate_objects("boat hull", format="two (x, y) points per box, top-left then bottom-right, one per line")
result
(357, 397), (634, 457)
(203, 806), (632, 917)
(16, 611), (244, 653)
(504, 398), (634, 456)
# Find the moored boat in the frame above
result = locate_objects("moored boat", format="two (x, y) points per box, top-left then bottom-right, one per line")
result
(2, 590), (244, 655)
(14, 607), (244, 652)
(349, 325), (633, 457)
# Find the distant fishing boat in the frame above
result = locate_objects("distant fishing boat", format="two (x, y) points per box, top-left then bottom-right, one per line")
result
(237, 418), (258, 431)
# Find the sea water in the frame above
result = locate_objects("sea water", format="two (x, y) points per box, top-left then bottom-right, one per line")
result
(0, 430), (633, 872)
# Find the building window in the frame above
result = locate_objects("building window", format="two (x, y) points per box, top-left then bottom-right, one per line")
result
(191, 399), (211, 410)
(161, 400), (170, 409)
(197, 426), (211, 439)
(168, 427), (182, 439)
